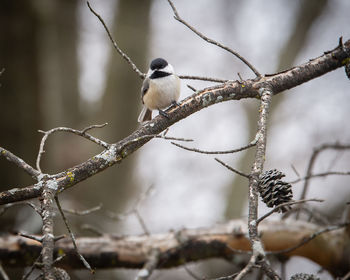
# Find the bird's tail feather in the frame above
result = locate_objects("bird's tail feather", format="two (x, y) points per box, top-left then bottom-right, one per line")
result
(138, 106), (152, 123)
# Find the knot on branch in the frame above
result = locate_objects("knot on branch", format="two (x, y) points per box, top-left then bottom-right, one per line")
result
(258, 87), (273, 100)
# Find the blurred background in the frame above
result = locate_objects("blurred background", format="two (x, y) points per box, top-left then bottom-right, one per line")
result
(1, 0), (350, 279)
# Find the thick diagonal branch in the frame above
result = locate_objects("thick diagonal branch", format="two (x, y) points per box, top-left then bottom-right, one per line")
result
(0, 39), (349, 205)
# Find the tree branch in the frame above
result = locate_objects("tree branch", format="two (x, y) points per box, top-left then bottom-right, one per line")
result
(41, 185), (56, 279)
(296, 142), (350, 218)
(215, 158), (250, 179)
(178, 75), (228, 83)
(244, 87), (274, 278)
(299, 143), (350, 201)
(1, 219), (348, 276)
(0, 147), (40, 179)
(256, 199), (324, 225)
(166, 0), (261, 77)
(289, 170), (350, 184)
(86, 1), (146, 79)
(36, 124), (109, 173)
(55, 196), (94, 273)
(0, 39), (349, 205)
(172, 137), (257, 155)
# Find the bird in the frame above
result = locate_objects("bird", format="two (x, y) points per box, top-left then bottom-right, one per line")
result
(138, 58), (181, 123)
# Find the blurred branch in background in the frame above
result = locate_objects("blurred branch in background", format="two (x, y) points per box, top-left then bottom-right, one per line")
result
(1, 219), (349, 275)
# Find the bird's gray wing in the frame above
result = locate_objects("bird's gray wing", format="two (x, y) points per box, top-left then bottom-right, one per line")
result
(141, 78), (150, 103)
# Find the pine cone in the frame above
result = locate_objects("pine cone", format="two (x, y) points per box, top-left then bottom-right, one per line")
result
(258, 169), (293, 213)
(290, 273), (320, 280)
(53, 268), (70, 280)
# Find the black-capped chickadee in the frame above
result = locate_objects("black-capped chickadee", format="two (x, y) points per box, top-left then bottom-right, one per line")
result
(138, 58), (181, 123)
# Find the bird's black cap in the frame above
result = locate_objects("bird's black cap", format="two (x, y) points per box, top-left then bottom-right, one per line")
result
(150, 58), (168, 70)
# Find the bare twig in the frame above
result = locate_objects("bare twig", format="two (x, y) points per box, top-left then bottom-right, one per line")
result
(186, 84), (197, 92)
(63, 203), (102, 216)
(0, 201), (41, 217)
(81, 224), (104, 236)
(179, 74), (228, 83)
(162, 128), (170, 137)
(234, 254), (257, 280)
(244, 87), (275, 278)
(213, 273), (238, 280)
(280, 260), (286, 280)
(41, 186), (56, 279)
(19, 233), (43, 243)
(0, 147), (41, 179)
(53, 235), (67, 242)
(21, 253), (42, 280)
(290, 164), (300, 178)
(167, 0), (261, 77)
(256, 199), (324, 225)
(341, 271), (350, 280)
(299, 143), (350, 200)
(129, 134), (193, 145)
(106, 185), (154, 235)
(282, 205), (330, 225)
(81, 122), (108, 133)
(135, 209), (150, 236)
(36, 124), (109, 172)
(87, 1), (145, 79)
(19, 232), (65, 244)
(289, 171), (350, 184)
(327, 149), (343, 170)
(259, 261), (281, 280)
(268, 222), (350, 255)
(215, 158), (250, 179)
(183, 264), (202, 280)
(172, 138), (257, 155)
(55, 196), (94, 274)
(135, 249), (160, 280)
(297, 143), (350, 218)
(0, 262), (9, 280)
(133, 184), (155, 214)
